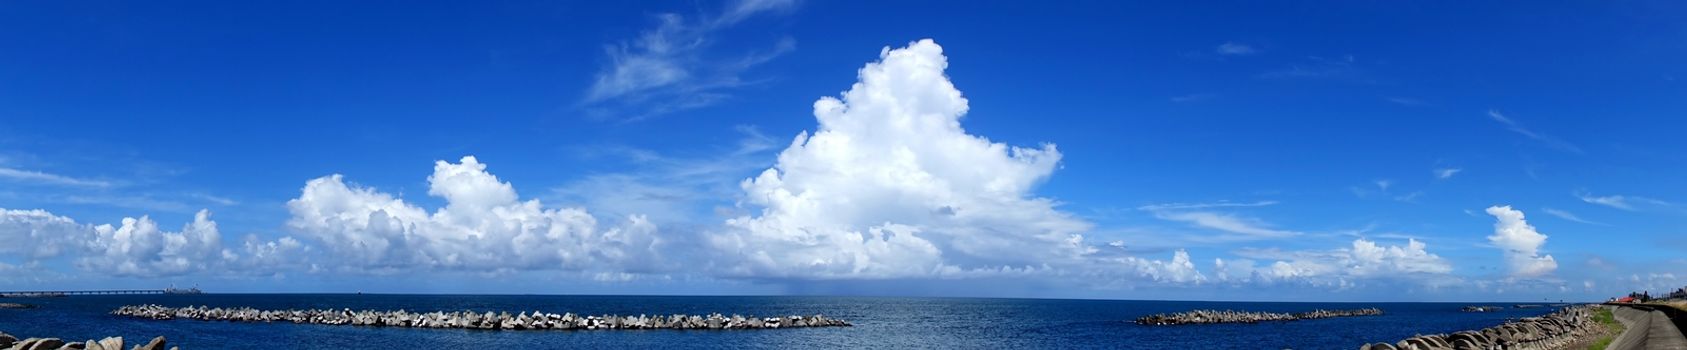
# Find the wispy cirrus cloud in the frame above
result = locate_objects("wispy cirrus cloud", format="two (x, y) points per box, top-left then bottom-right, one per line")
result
(581, 0), (796, 121)
(1386, 97), (1425, 106)
(1170, 93), (1215, 103)
(1542, 208), (1606, 226)
(1577, 192), (1632, 210)
(1574, 190), (1670, 211)
(1138, 200), (1299, 239)
(190, 193), (240, 206)
(1137, 200), (1278, 211)
(1150, 211), (1300, 238)
(59, 195), (195, 213)
(1215, 42), (1256, 55)
(1434, 167), (1462, 180)
(551, 124), (779, 223)
(1350, 179), (1421, 202)
(1487, 110), (1583, 154)
(1259, 54), (1359, 80)
(1393, 191), (1425, 203)
(0, 166), (113, 188)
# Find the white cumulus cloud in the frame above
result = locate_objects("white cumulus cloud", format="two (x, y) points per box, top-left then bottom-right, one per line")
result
(232, 235), (309, 271)
(0, 208), (86, 260)
(1118, 250), (1205, 283)
(1224, 238), (1452, 287)
(1346, 238), (1453, 276)
(80, 210), (225, 277)
(1485, 205), (1557, 278)
(1, 208), (239, 277)
(708, 39), (1093, 279)
(286, 156), (662, 274)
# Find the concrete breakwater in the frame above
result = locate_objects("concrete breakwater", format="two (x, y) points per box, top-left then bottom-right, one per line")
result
(1358, 305), (1601, 350)
(111, 304), (851, 331)
(1607, 304), (1687, 350)
(1134, 308), (1383, 325)
(2, 331), (171, 350)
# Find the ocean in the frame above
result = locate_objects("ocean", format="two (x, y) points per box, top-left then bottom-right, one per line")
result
(0, 295), (1562, 349)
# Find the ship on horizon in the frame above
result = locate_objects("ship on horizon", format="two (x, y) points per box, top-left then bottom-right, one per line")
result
(164, 284), (203, 295)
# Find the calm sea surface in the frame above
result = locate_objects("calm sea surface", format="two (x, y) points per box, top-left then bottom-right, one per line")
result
(0, 295), (1564, 349)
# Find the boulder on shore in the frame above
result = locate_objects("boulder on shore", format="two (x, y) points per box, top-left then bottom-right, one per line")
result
(1358, 305), (1601, 350)
(137, 336), (167, 350)
(0, 332), (161, 350)
(1135, 308), (1383, 325)
(1461, 306), (1503, 312)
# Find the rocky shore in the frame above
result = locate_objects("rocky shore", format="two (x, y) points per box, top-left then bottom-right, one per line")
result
(1, 331), (171, 350)
(1461, 306), (1503, 312)
(1358, 305), (1602, 350)
(111, 304), (851, 331)
(1134, 308), (1383, 325)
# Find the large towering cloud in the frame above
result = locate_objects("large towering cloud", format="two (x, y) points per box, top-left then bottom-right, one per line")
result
(1485, 206), (1557, 278)
(286, 156), (661, 273)
(708, 39), (1094, 279)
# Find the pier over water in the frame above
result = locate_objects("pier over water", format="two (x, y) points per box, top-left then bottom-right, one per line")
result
(0, 286), (202, 297)
(1, 290), (159, 297)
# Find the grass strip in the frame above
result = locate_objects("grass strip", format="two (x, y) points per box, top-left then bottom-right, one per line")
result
(1588, 307), (1624, 350)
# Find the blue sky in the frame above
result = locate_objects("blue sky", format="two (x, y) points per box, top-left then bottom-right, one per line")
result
(1, 0), (1684, 301)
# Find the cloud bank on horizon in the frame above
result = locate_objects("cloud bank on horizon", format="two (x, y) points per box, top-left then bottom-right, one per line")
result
(3, 37), (1651, 301)
(0, 208), (288, 278)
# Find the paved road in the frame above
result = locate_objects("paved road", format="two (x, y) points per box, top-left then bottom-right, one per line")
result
(1609, 305), (1687, 350)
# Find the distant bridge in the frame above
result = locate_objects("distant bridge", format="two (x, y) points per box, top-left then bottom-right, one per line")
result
(0, 290), (169, 297)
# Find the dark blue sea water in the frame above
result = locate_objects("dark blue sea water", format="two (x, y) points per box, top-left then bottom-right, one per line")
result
(0, 295), (1563, 349)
